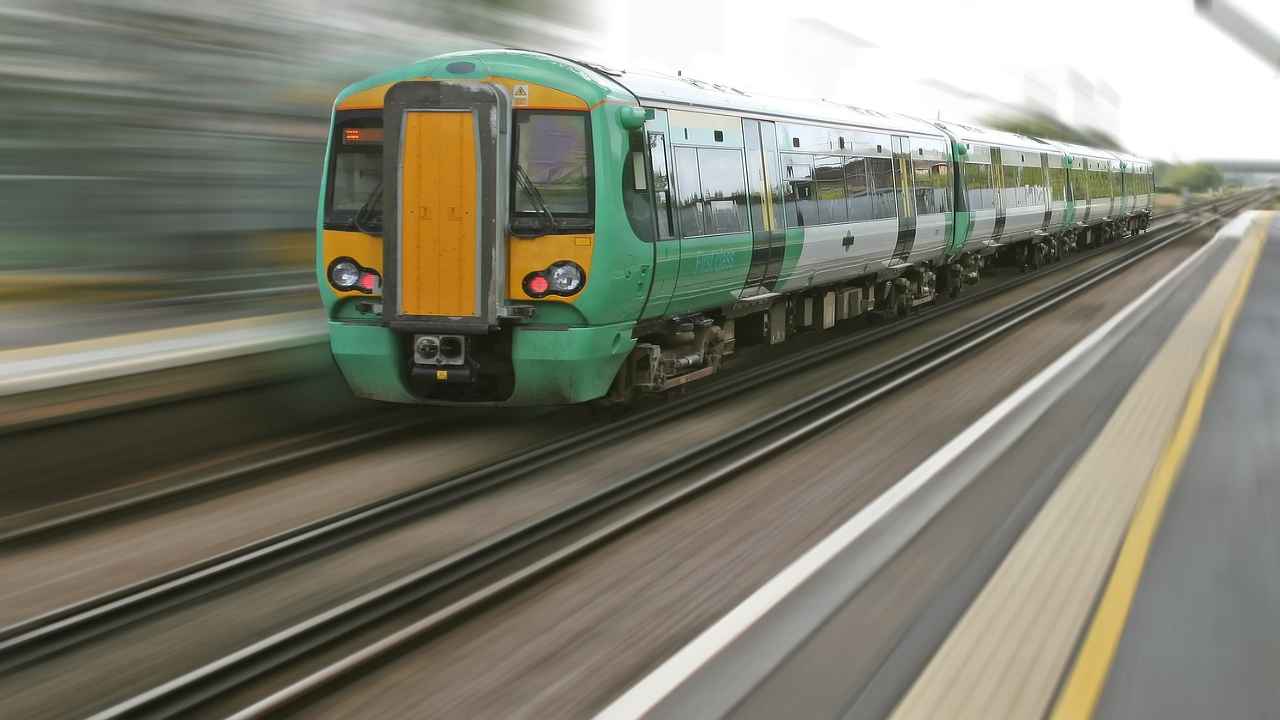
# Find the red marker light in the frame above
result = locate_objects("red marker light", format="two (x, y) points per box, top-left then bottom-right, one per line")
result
(526, 274), (549, 296)
(357, 272), (379, 292)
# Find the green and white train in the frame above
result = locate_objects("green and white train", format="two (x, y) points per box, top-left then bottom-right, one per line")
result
(318, 49), (1153, 405)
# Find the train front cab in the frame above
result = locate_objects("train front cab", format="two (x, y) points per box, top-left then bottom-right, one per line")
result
(319, 57), (641, 406)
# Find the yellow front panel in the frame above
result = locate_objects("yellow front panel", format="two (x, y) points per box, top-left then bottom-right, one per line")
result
(507, 234), (594, 302)
(401, 111), (477, 317)
(323, 230), (383, 299)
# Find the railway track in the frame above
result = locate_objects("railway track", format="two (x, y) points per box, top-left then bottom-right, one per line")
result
(0, 194), (1241, 547)
(0, 191), (1261, 718)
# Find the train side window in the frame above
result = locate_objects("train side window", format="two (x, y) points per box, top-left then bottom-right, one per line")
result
(911, 160), (931, 214)
(782, 152), (816, 227)
(1005, 163), (1023, 207)
(1022, 165), (1045, 205)
(964, 162), (991, 210)
(845, 157), (871, 221)
(649, 134), (674, 239)
(672, 146), (749, 237)
(673, 146), (704, 236)
(931, 161), (952, 213)
(622, 131), (655, 242)
(1071, 167), (1086, 202)
(1049, 166), (1067, 202)
(696, 147), (749, 234)
(912, 158), (950, 214)
(814, 155), (848, 223)
(865, 157), (896, 219)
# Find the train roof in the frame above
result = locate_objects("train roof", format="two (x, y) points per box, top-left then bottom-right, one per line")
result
(559, 56), (946, 139)
(932, 120), (1061, 155)
(935, 121), (1151, 169)
(1052, 139), (1125, 164)
(418, 51), (1150, 167)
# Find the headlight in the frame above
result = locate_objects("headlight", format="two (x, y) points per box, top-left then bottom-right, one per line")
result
(328, 257), (380, 294)
(329, 258), (361, 290)
(547, 262), (585, 294)
(522, 261), (586, 298)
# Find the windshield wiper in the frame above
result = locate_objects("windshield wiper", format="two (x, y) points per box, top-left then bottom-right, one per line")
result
(512, 162), (558, 235)
(353, 181), (384, 235)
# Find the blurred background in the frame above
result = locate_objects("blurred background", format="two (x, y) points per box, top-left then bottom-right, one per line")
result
(0, 0), (1276, 346)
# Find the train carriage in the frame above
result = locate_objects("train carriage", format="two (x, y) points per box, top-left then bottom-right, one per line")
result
(318, 49), (1152, 406)
(1116, 152), (1155, 232)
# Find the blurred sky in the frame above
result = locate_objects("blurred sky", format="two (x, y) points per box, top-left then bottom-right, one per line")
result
(595, 0), (1280, 162)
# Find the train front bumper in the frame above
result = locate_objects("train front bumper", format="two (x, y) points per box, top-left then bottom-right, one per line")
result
(327, 321), (634, 406)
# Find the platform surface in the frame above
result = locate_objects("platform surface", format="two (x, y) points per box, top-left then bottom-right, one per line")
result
(1092, 212), (1280, 719)
(887, 210), (1279, 720)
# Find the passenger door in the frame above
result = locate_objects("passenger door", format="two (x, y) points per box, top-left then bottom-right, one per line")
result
(640, 128), (680, 319)
(742, 118), (785, 295)
(890, 135), (916, 264)
(990, 147), (1007, 242)
(667, 142), (753, 315)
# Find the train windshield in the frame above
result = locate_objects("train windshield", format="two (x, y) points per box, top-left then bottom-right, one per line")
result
(325, 115), (383, 232)
(511, 110), (593, 233)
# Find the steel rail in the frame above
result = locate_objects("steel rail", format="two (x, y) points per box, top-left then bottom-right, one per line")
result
(92, 199), (1258, 719)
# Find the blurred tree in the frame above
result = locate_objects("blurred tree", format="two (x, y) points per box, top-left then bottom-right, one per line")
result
(982, 111), (1126, 152)
(1154, 161), (1224, 193)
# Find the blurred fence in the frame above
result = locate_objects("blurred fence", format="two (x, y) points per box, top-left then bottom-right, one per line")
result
(0, 0), (601, 276)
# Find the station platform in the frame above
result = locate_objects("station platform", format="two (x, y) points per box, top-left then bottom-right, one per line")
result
(1088, 211), (1280, 720)
(891, 211), (1279, 719)
(0, 309), (327, 433)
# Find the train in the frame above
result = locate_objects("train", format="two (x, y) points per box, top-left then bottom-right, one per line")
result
(318, 49), (1153, 406)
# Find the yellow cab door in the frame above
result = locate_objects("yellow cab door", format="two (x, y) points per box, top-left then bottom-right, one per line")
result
(382, 81), (504, 332)
(399, 110), (479, 317)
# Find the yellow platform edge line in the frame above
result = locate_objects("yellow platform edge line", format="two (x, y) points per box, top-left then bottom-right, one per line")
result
(1049, 214), (1270, 720)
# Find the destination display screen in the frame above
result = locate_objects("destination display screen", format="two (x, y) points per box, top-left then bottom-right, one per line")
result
(342, 127), (384, 145)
